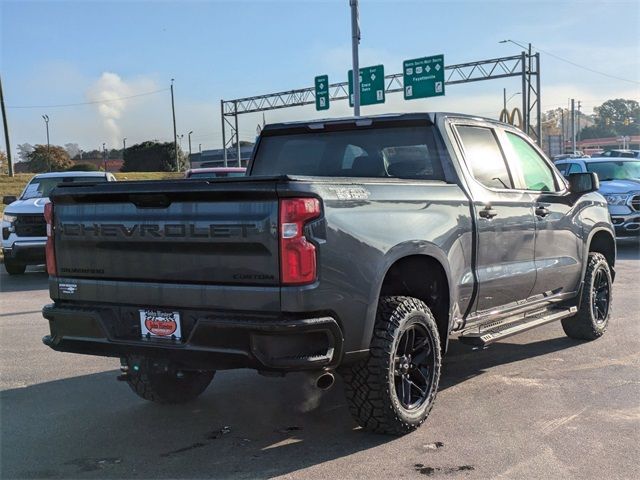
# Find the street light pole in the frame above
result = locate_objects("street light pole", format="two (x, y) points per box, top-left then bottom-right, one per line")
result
(123, 137), (127, 151)
(170, 79), (178, 172)
(188, 130), (193, 156)
(42, 115), (50, 171)
(349, 0), (361, 117)
(102, 142), (107, 171)
(499, 39), (533, 136)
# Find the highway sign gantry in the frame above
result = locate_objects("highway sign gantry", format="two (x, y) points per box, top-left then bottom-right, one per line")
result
(403, 55), (445, 100)
(348, 65), (385, 107)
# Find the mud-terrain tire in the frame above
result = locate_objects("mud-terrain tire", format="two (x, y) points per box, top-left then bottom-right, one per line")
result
(125, 357), (215, 404)
(342, 296), (441, 435)
(4, 259), (26, 275)
(562, 252), (612, 340)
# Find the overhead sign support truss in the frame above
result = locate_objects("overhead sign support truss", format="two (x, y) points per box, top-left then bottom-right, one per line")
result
(221, 52), (541, 165)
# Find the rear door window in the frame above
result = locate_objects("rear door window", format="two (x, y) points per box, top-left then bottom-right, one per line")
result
(455, 125), (513, 189)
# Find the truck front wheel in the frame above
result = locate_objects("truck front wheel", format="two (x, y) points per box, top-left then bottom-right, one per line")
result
(342, 296), (442, 435)
(4, 258), (26, 275)
(123, 356), (215, 404)
(562, 252), (613, 340)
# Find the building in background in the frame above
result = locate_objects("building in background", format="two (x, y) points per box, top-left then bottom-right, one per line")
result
(189, 146), (254, 169)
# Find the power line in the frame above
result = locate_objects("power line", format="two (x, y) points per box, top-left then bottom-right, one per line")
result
(7, 88), (170, 109)
(511, 40), (640, 85)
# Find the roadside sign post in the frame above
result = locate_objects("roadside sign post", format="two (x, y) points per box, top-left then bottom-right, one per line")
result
(403, 54), (445, 100)
(349, 0), (361, 116)
(348, 64), (385, 107)
(314, 75), (330, 111)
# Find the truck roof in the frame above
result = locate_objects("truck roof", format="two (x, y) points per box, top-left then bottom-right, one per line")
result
(262, 112), (509, 132)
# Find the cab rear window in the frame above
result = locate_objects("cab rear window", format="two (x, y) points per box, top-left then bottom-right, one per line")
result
(251, 125), (445, 180)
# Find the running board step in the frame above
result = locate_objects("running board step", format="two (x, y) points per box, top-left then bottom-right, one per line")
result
(458, 306), (577, 347)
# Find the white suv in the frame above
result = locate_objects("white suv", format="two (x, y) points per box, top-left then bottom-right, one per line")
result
(2, 171), (116, 275)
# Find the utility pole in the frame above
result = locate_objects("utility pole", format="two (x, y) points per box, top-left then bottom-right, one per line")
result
(576, 101), (582, 144)
(571, 99), (576, 154)
(123, 137), (127, 151)
(527, 43), (532, 137)
(560, 109), (565, 153)
(102, 143), (107, 171)
(188, 130), (193, 156)
(350, 0), (361, 117)
(42, 115), (50, 171)
(198, 143), (202, 154)
(0, 75), (14, 176)
(170, 79), (178, 171)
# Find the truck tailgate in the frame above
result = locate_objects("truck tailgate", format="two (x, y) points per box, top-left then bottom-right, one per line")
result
(50, 179), (280, 286)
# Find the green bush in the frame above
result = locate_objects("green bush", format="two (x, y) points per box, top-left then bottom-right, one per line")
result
(67, 162), (99, 171)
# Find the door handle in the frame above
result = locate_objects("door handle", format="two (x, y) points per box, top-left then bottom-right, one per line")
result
(479, 206), (498, 219)
(535, 205), (550, 218)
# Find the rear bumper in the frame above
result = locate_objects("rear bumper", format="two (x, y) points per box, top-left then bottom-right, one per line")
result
(42, 303), (343, 372)
(3, 240), (46, 264)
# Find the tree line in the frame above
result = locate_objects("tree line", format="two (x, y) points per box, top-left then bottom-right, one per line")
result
(542, 98), (639, 142)
(10, 141), (189, 173)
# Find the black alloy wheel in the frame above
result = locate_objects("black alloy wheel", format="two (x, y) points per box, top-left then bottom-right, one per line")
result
(592, 267), (610, 323)
(393, 323), (436, 410)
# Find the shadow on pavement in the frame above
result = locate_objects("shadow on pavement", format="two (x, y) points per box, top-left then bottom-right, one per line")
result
(0, 335), (583, 479)
(0, 266), (48, 293)
(442, 336), (583, 388)
(616, 239), (640, 261)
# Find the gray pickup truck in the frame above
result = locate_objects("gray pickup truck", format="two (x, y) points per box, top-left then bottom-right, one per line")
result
(42, 113), (615, 435)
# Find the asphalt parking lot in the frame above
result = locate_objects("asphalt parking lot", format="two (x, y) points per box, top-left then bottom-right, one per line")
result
(1, 241), (638, 479)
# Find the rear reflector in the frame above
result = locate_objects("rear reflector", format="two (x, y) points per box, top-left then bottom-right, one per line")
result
(279, 198), (321, 285)
(44, 202), (57, 275)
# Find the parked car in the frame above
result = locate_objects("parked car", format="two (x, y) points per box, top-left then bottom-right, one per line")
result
(552, 152), (589, 162)
(555, 157), (640, 238)
(2, 171), (116, 275)
(184, 167), (246, 179)
(42, 113), (614, 435)
(599, 149), (638, 159)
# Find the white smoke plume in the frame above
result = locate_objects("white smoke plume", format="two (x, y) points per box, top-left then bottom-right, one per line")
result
(86, 72), (132, 146)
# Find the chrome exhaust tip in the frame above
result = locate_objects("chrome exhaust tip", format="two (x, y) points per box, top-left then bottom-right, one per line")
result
(315, 372), (335, 390)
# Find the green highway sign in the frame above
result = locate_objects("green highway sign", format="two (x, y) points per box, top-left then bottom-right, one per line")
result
(314, 75), (330, 111)
(348, 64), (385, 106)
(403, 54), (445, 100)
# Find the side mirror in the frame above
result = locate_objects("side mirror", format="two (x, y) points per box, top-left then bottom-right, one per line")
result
(2, 195), (17, 205)
(568, 172), (599, 194)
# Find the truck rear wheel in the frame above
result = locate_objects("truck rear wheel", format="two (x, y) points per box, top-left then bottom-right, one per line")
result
(562, 252), (612, 340)
(4, 258), (26, 275)
(342, 296), (441, 435)
(124, 357), (215, 404)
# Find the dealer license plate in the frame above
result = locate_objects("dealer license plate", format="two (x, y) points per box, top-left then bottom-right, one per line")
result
(139, 309), (182, 340)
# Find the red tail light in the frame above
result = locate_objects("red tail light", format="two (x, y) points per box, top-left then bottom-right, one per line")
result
(44, 202), (57, 275)
(279, 197), (321, 285)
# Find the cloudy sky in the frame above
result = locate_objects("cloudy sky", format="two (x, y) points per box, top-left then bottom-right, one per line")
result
(1, 0), (639, 153)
